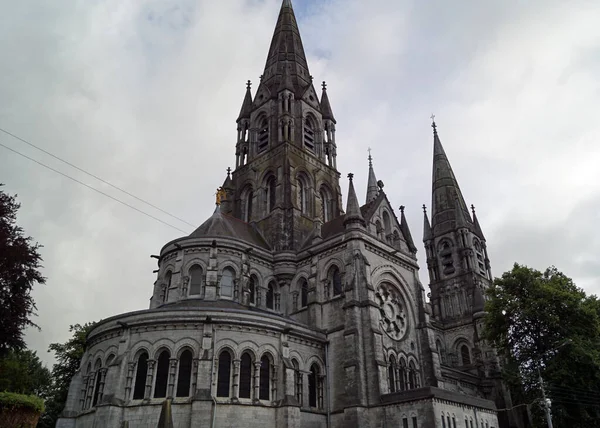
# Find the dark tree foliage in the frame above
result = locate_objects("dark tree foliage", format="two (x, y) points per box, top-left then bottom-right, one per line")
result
(486, 264), (600, 428)
(0, 185), (45, 356)
(38, 322), (96, 428)
(0, 349), (52, 398)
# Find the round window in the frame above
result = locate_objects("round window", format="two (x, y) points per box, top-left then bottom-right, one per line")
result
(375, 283), (408, 340)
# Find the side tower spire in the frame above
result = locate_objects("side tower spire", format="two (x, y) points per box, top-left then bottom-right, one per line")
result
(366, 149), (378, 203)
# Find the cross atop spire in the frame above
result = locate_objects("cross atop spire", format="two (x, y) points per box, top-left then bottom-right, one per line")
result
(322, 81), (327, 91)
(246, 80), (252, 90)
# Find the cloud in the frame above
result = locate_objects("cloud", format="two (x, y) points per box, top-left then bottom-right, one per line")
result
(0, 0), (599, 368)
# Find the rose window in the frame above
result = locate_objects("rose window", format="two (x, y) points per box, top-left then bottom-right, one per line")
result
(375, 283), (408, 340)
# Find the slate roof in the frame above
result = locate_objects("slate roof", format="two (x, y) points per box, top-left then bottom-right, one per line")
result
(189, 206), (270, 250)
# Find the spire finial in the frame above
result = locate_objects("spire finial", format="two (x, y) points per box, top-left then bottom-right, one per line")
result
(430, 114), (437, 134)
(348, 173), (354, 181)
(368, 147), (373, 166)
(422, 204), (427, 213)
(246, 80), (252, 90)
(322, 81), (327, 91)
(227, 167), (231, 177)
(471, 204), (476, 216)
(400, 205), (405, 214)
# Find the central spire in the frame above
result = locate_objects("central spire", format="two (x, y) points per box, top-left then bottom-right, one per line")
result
(261, 0), (311, 94)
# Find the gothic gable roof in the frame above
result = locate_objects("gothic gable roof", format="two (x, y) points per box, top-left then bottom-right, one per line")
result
(189, 206), (270, 250)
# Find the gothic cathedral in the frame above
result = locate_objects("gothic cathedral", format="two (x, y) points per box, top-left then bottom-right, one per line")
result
(57, 1), (518, 427)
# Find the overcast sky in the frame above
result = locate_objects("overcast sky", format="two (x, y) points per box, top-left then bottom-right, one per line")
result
(2, 0), (599, 368)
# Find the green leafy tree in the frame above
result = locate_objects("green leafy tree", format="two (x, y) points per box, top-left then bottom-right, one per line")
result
(0, 185), (46, 356)
(486, 264), (600, 428)
(0, 349), (52, 397)
(38, 322), (96, 428)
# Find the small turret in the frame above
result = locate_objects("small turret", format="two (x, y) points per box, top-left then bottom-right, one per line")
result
(423, 204), (433, 242)
(344, 173), (366, 229)
(366, 150), (378, 203)
(471, 205), (486, 241)
(399, 205), (417, 254)
(320, 81), (336, 123)
(237, 80), (253, 123)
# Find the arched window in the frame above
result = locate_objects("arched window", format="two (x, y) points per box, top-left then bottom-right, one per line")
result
(301, 279), (308, 307)
(176, 350), (193, 397)
(474, 240), (486, 275)
(461, 345), (471, 365)
(92, 360), (102, 406)
(304, 116), (315, 151)
(292, 359), (302, 405)
(259, 355), (271, 401)
(257, 117), (269, 153)
(189, 265), (203, 296)
(329, 265), (342, 297)
(439, 240), (455, 275)
(239, 352), (253, 399)
(382, 211), (391, 236)
(408, 361), (418, 389)
(220, 268), (235, 298)
(217, 350), (232, 397)
(308, 364), (322, 408)
(436, 340), (446, 364)
(163, 271), (172, 302)
(320, 186), (332, 222)
(399, 359), (407, 391)
(154, 350), (170, 398)
(248, 276), (256, 305)
(132, 352), (148, 399)
(266, 175), (277, 212)
(297, 174), (310, 215)
(266, 282), (275, 309)
(388, 355), (397, 393)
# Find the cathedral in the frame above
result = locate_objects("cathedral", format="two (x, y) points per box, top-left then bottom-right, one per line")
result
(57, 1), (518, 427)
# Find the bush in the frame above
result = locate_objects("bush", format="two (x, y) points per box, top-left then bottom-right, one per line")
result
(0, 392), (45, 428)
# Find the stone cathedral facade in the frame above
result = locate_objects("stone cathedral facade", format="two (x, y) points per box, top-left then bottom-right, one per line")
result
(57, 1), (518, 427)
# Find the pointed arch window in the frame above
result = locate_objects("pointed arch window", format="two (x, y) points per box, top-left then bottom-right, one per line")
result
(439, 241), (455, 276)
(292, 359), (302, 405)
(248, 276), (256, 305)
(132, 352), (148, 400)
(304, 116), (315, 152)
(217, 350), (232, 397)
(320, 186), (333, 222)
(382, 211), (392, 237)
(92, 360), (102, 406)
(388, 355), (397, 393)
(162, 271), (172, 302)
(220, 268), (235, 298)
(239, 352), (253, 399)
(329, 265), (343, 297)
(189, 265), (203, 296)
(258, 117), (269, 153)
(266, 175), (277, 212)
(474, 240), (486, 275)
(408, 361), (418, 389)
(297, 175), (308, 214)
(176, 350), (193, 397)
(153, 350), (170, 398)
(399, 359), (407, 391)
(241, 188), (254, 222)
(266, 282), (275, 309)
(300, 279), (308, 308)
(259, 355), (272, 401)
(308, 364), (323, 408)
(461, 345), (471, 366)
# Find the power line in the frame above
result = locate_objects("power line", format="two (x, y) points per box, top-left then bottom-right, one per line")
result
(0, 126), (196, 228)
(0, 142), (190, 234)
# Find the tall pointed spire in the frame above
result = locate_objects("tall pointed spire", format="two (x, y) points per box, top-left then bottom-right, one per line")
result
(261, 0), (311, 95)
(430, 117), (471, 235)
(471, 205), (486, 241)
(423, 204), (432, 242)
(237, 80), (253, 122)
(320, 81), (336, 122)
(366, 149), (378, 203)
(344, 173), (366, 228)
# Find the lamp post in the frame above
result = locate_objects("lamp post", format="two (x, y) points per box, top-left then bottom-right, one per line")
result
(538, 339), (571, 428)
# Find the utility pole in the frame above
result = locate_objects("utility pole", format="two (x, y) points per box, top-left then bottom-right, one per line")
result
(538, 368), (553, 428)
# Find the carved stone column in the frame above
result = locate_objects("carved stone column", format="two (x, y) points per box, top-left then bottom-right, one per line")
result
(145, 360), (156, 399)
(232, 359), (241, 400)
(253, 362), (261, 400)
(191, 358), (200, 397)
(125, 362), (135, 400)
(168, 358), (178, 398)
(98, 368), (108, 404)
(79, 375), (88, 410)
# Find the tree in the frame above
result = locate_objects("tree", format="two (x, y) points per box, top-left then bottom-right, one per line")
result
(38, 322), (96, 428)
(486, 264), (600, 428)
(0, 185), (45, 356)
(0, 349), (52, 398)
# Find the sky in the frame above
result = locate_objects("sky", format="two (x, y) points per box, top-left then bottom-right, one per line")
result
(1, 0), (600, 368)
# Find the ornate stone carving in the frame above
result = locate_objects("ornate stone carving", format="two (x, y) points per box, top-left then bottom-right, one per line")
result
(375, 282), (408, 341)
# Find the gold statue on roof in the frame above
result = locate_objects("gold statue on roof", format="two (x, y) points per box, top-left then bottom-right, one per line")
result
(216, 187), (227, 206)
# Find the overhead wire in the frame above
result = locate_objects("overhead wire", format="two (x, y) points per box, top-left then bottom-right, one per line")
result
(0, 142), (190, 235)
(0, 126), (196, 228)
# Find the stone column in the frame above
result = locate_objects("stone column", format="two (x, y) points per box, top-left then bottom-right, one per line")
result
(253, 362), (261, 400)
(168, 358), (178, 398)
(79, 375), (88, 410)
(97, 368), (108, 403)
(232, 359), (241, 400)
(191, 358), (200, 397)
(145, 360), (156, 399)
(84, 373), (95, 409)
(271, 363), (278, 402)
(125, 362), (135, 400)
